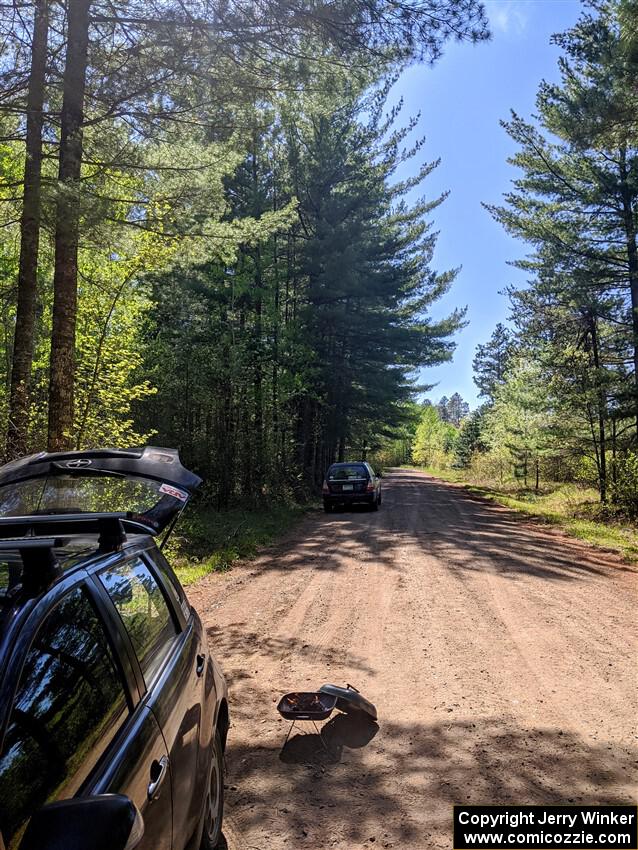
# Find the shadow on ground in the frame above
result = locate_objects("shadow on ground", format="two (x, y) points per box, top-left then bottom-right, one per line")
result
(243, 470), (630, 583)
(279, 712), (379, 765)
(225, 713), (636, 847)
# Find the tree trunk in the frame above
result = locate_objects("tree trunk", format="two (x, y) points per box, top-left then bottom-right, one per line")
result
(252, 245), (264, 494)
(618, 147), (638, 440)
(6, 0), (49, 459)
(590, 314), (607, 502)
(47, 0), (90, 452)
(611, 415), (617, 493)
(251, 135), (264, 495)
(272, 233), (281, 480)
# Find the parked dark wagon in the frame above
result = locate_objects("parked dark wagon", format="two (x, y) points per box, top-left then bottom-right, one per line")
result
(0, 447), (229, 850)
(322, 462), (382, 513)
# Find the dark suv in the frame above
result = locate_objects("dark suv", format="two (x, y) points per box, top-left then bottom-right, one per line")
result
(322, 462), (382, 512)
(0, 447), (228, 850)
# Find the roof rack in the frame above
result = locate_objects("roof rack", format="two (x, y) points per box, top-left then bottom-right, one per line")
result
(0, 515), (129, 599)
(97, 517), (127, 552)
(0, 538), (65, 598)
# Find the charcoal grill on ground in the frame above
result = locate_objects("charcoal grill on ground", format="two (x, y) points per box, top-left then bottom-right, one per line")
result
(277, 684), (377, 751)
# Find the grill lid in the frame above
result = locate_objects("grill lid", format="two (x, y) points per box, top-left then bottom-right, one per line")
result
(319, 683), (377, 720)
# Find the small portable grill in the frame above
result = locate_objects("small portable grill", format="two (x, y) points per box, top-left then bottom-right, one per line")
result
(277, 684), (377, 751)
(277, 691), (337, 721)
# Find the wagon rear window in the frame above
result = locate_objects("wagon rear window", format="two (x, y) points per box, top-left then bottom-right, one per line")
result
(0, 476), (168, 518)
(327, 465), (368, 480)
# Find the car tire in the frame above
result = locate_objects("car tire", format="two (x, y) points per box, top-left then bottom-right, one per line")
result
(323, 501), (333, 513)
(371, 498), (379, 511)
(200, 730), (224, 850)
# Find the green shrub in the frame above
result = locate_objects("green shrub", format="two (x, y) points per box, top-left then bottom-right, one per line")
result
(610, 452), (638, 518)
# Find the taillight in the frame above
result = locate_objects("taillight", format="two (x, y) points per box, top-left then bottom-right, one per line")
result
(322, 479), (329, 493)
(366, 480), (374, 492)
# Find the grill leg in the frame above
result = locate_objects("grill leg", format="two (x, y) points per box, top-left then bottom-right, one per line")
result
(282, 720), (296, 748)
(312, 721), (331, 753)
(281, 720), (330, 754)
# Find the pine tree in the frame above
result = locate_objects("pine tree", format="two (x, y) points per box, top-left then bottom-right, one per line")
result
(486, 3), (638, 444)
(436, 396), (450, 422)
(137, 77), (465, 500)
(446, 392), (469, 426)
(6, 0), (48, 458)
(473, 323), (512, 402)
(1, 0), (488, 454)
(484, 360), (551, 491)
(486, 2), (638, 500)
(454, 407), (487, 468)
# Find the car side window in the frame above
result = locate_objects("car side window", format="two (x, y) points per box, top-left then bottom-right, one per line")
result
(149, 549), (191, 621)
(100, 557), (178, 685)
(0, 586), (128, 850)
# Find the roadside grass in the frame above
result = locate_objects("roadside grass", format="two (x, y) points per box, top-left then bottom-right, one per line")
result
(167, 501), (312, 586)
(408, 466), (638, 563)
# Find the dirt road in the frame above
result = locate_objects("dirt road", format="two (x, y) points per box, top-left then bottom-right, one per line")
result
(188, 469), (638, 850)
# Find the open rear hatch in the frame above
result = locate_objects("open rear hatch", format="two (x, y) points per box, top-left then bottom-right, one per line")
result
(0, 446), (202, 541)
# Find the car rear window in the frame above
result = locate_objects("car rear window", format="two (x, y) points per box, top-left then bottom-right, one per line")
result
(327, 465), (368, 480)
(0, 476), (170, 518)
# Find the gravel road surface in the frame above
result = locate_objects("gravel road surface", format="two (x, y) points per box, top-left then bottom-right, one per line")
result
(187, 469), (638, 850)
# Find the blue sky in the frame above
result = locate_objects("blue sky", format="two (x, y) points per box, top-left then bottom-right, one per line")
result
(392, 0), (582, 408)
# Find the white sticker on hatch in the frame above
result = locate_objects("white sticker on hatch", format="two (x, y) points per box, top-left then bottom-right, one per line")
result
(159, 483), (188, 502)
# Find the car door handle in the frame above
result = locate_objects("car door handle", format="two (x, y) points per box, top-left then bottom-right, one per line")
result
(147, 755), (169, 800)
(196, 653), (206, 677)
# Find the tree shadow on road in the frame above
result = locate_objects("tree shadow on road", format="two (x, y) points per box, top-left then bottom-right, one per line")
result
(237, 470), (633, 583)
(206, 622), (378, 690)
(224, 712), (636, 848)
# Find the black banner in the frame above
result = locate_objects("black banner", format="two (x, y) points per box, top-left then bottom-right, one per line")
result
(454, 806), (637, 850)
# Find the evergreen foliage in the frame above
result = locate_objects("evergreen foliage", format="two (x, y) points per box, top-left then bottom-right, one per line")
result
(436, 392), (469, 426)
(136, 84), (464, 503)
(0, 0), (488, 463)
(411, 2), (638, 513)
(0, 0), (488, 489)
(472, 322), (512, 402)
(479, 0), (638, 505)
(453, 407), (487, 469)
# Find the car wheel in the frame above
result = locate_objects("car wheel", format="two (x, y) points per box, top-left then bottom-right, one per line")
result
(200, 730), (224, 850)
(371, 499), (379, 511)
(323, 501), (333, 513)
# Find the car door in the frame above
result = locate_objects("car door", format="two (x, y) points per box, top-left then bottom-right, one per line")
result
(96, 553), (208, 850)
(0, 577), (171, 850)
(87, 703), (173, 850)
